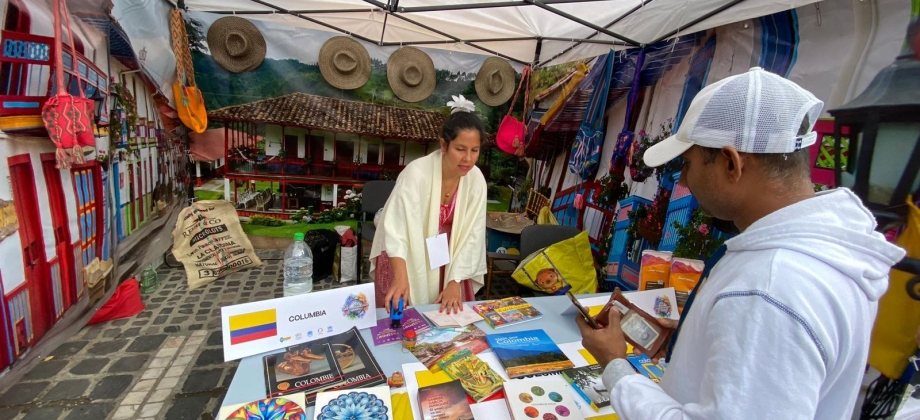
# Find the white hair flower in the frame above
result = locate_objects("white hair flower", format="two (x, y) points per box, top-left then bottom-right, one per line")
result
(447, 95), (476, 114)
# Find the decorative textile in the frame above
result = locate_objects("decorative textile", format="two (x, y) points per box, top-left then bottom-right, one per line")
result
(369, 150), (487, 305)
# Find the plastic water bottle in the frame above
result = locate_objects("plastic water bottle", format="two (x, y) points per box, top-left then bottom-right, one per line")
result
(283, 232), (314, 296)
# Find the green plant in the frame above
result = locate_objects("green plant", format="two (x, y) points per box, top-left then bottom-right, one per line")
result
(672, 208), (727, 261)
(487, 182), (501, 200)
(290, 208), (311, 224)
(249, 215), (285, 226)
(109, 83), (138, 144)
(649, 119), (681, 181)
(636, 186), (671, 245)
(595, 172), (630, 209)
(516, 178), (533, 202)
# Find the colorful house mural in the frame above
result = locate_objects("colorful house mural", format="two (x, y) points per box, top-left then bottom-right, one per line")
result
(0, 0), (182, 370)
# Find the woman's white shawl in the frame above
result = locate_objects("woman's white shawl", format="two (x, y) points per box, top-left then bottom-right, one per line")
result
(368, 149), (488, 305)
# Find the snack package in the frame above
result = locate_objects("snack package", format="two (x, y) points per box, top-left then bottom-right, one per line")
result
(669, 258), (705, 313)
(639, 250), (673, 291)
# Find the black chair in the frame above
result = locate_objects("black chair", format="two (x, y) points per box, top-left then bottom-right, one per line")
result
(358, 180), (396, 282)
(484, 224), (581, 299)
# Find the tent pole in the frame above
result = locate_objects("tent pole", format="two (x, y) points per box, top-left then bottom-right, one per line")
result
(533, 38), (543, 65)
(397, 0), (600, 13)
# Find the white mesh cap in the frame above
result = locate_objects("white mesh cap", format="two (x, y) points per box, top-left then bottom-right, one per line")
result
(644, 67), (824, 167)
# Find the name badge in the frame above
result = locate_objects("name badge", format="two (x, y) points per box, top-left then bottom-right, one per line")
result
(425, 233), (450, 270)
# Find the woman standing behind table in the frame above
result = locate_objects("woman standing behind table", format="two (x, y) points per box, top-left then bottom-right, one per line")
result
(369, 95), (488, 314)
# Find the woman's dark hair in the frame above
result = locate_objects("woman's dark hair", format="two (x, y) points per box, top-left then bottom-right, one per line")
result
(441, 111), (487, 144)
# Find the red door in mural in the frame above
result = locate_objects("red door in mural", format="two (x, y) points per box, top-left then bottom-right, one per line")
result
(41, 156), (76, 312)
(8, 155), (52, 343)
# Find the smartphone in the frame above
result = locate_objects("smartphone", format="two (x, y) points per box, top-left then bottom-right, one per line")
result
(567, 292), (601, 329)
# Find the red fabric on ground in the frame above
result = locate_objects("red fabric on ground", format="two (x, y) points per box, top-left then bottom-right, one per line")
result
(87, 278), (146, 325)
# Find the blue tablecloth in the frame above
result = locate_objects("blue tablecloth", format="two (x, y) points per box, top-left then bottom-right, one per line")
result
(223, 293), (607, 418)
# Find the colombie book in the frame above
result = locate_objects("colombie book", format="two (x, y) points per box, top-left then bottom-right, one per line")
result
(502, 379), (585, 420)
(471, 297), (542, 329)
(263, 328), (387, 405)
(561, 364), (610, 411)
(418, 380), (475, 420)
(370, 307), (431, 346)
(262, 342), (343, 398)
(485, 330), (574, 378)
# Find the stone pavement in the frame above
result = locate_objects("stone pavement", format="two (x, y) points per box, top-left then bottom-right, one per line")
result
(0, 249), (525, 419)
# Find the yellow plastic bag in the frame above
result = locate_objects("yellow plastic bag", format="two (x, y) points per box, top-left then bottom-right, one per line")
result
(869, 196), (919, 378)
(537, 206), (558, 225)
(512, 231), (597, 295)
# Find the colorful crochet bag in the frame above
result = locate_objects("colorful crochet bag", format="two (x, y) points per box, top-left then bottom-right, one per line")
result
(41, 0), (95, 169)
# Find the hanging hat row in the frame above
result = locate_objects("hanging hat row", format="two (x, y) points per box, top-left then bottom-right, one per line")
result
(318, 36), (518, 105)
(205, 15), (519, 106)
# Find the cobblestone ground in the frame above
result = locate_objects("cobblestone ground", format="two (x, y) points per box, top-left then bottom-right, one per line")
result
(0, 249), (525, 419)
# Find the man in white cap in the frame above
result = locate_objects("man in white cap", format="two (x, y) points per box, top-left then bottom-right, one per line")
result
(577, 67), (906, 419)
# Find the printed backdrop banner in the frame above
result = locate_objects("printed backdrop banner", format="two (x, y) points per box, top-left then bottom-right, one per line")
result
(220, 283), (376, 361)
(185, 11), (523, 132)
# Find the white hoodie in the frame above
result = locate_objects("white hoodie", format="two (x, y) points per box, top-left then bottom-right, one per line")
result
(601, 188), (906, 419)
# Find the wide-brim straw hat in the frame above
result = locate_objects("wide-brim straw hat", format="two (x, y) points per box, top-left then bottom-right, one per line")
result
(319, 37), (372, 90)
(475, 57), (516, 106)
(386, 47), (436, 103)
(207, 16), (266, 73)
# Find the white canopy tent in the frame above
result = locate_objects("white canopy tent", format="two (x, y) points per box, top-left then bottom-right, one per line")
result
(176, 0), (823, 67)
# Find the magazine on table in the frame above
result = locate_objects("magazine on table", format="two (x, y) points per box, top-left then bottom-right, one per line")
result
(502, 378), (586, 420)
(370, 307), (432, 346)
(436, 348), (504, 402)
(409, 325), (490, 370)
(417, 380), (476, 420)
(470, 297), (543, 329)
(561, 364), (610, 411)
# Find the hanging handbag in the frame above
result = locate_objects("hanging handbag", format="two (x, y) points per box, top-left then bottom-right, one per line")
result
(496, 66), (531, 156)
(41, 0), (95, 169)
(169, 9), (208, 133)
(568, 52), (614, 180)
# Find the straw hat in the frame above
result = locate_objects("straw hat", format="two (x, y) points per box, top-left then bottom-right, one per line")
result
(207, 16), (266, 73)
(318, 37), (372, 90)
(386, 47), (436, 103)
(475, 57), (516, 106)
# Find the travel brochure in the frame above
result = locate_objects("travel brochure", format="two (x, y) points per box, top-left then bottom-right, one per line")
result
(418, 380), (476, 420)
(370, 307), (432, 346)
(561, 364), (610, 412)
(471, 297), (543, 329)
(502, 379), (586, 420)
(409, 324), (490, 370)
(436, 348), (505, 402)
(485, 330), (574, 379)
